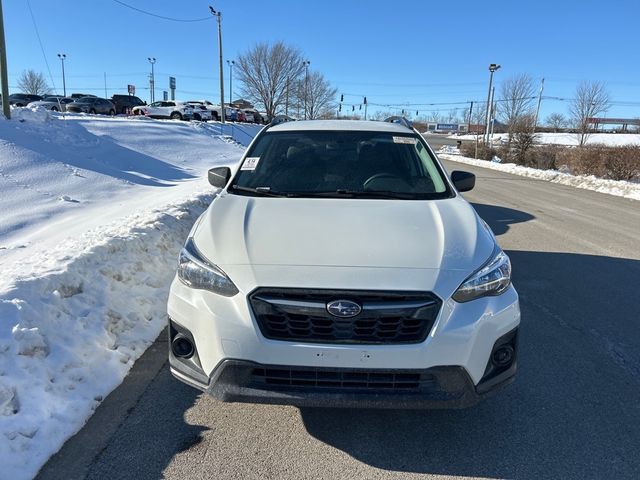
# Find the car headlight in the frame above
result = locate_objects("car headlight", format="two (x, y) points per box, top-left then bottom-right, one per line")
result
(177, 238), (238, 297)
(452, 249), (511, 303)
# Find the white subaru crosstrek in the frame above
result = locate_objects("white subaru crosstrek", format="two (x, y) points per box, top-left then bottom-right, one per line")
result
(167, 118), (520, 408)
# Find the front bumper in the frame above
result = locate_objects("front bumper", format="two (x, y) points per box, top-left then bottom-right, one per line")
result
(168, 316), (519, 409)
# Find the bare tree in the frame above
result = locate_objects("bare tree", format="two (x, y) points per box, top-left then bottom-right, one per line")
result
(428, 111), (441, 123)
(545, 113), (568, 132)
(498, 74), (536, 144)
(569, 81), (611, 146)
(17, 70), (51, 96)
(511, 114), (537, 165)
(446, 108), (460, 123)
(235, 42), (306, 119)
(304, 71), (337, 120)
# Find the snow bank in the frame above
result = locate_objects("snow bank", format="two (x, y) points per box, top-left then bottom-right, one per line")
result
(0, 110), (262, 478)
(0, 194), (212, 480)
(438, 151), (640, 201)
(450, 132), (640, 147)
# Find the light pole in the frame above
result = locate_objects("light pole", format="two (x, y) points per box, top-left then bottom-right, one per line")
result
(209, 6), (225, 124)
(303, 60), (310, 119)
(147, 57), (156, 103)
(57, 54), (66, 97)
(484, 63), (500, 143)
(226, 59), (234, 106)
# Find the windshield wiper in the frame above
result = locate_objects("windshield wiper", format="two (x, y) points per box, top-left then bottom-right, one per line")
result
(229, 185), (294, 197)
(334, 189), (416, 199)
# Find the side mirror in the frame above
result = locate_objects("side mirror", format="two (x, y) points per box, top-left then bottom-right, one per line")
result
(208, 167), (231, 188)
(451, 170), (475, 192)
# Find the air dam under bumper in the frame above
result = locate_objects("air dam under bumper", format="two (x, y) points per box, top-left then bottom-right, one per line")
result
(170, 338), (518, 410)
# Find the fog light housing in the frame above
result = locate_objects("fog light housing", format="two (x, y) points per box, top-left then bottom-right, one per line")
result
(492, 345), (515, 367)
(172, 335), (194, 359)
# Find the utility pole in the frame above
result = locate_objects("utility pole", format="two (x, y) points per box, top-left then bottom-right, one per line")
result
(209, 6), (225, 124)
(104, 72), (107, 98)
(303, 60), (310, 119)
(57, 54), (67, 97)
(0, 0), (10, 119)
(489, 86), (496, 146)
(226, 60), (234, 106)
(147, 57), (156, 103)
(364, 96), (368, 120)
(467, 101), (473, 134)
(484, 63), (501, 143)
(533, 77), (545, 133)
(285, 76), (289, 116)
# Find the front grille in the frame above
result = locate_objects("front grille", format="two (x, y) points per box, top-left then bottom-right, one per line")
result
(251, 367), (437, 391)
(249, 288), (441, 344)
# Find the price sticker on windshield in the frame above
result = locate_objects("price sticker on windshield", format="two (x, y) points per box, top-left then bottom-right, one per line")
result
(392, 136), (417, 145)
(241, 157), (260, 171)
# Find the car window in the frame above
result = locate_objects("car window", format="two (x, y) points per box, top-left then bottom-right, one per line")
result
(231, 131), (452, 199)
(150, 101), (162, 107)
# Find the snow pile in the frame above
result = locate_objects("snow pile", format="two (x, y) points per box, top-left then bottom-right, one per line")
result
(0, 194), (212, 480)
(437, 145), (460, 155)
(0, 110), (261, 479)
(439, 153), (640, 201)
(450, 132), (640, 147)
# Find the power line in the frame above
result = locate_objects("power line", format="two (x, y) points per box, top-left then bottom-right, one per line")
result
(26, 0), (57, 94)
(111, 0), (212, 22)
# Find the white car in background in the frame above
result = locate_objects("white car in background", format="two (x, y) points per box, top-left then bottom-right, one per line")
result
(241, 109), (255, 123)
(132, 101), (193, 120)
(167, 118), (520, 409)
(27, 96), (75, 112)
(186, 102), (213, 122)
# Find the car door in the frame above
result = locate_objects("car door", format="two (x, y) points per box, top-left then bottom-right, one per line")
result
(146, 101), (164, 116)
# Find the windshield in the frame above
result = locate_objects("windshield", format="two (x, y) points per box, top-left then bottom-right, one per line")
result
(230, 130), (452, 200)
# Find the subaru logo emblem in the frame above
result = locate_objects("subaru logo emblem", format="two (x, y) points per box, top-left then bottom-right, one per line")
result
(326, 300), (361, 318)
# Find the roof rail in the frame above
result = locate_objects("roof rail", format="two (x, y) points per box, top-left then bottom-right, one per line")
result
(267, 114), (295, 129)
(384, 116), (413, 129)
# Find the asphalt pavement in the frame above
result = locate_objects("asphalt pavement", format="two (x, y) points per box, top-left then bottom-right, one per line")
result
(38, 156), (640, 480)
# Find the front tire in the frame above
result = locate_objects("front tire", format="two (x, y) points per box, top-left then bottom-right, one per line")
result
(109, 109), (115, 116)
(170, 112), (182, 120)
(89, 108), (96, 114)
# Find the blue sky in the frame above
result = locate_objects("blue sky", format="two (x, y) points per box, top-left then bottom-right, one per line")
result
(5, 0), (640, 121)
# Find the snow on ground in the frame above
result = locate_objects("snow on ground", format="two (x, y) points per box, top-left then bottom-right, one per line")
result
(0, 108), (261, 479)
(437, 148), (640, 201)
(447, 131), (640, 147)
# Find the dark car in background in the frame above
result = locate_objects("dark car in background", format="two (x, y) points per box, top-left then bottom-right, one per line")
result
(111, 94), (145, 114)
(66, 97), (116, 115)
(70, 93), (97, 99)
(8, 93), (43, 106)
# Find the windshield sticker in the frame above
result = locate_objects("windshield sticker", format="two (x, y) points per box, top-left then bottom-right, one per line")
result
(392, 136), (417, 144)
(241, 157), (260, 171)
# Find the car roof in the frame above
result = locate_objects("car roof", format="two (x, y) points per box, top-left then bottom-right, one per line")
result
(268, 119), (414, 134)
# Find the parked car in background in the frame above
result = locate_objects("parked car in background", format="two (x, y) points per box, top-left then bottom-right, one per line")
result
(111, 94), (145, 114)
(225, 107), (238, 122)
(8, 93), (43, 106)
(242, 109), (256, 123)
(66, 97), (116, 115)
(27, 97), (74, 112)
(70, 93), (97, 99)
(236, 109), (247, 122)
(199, 100), (223, 121)
(185, 101), (213, 121)
(131, 101), (193, 120)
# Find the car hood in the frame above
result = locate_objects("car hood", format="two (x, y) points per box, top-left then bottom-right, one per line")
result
(192, 193), (495, 272)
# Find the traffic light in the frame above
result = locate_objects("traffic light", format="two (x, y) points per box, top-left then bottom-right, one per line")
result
(340, 94), (344, 102)
(364, 96), (367, 104)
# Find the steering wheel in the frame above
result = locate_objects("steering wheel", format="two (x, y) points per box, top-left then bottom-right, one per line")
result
(363, 172), (403, 189)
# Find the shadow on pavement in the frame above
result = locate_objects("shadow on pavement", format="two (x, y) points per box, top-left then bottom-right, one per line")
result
(301, 203), (640, 479)
(83, 368), (207, 480)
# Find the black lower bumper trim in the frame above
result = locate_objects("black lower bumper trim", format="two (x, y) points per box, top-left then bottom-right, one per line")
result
(170, 357), (515, 409)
